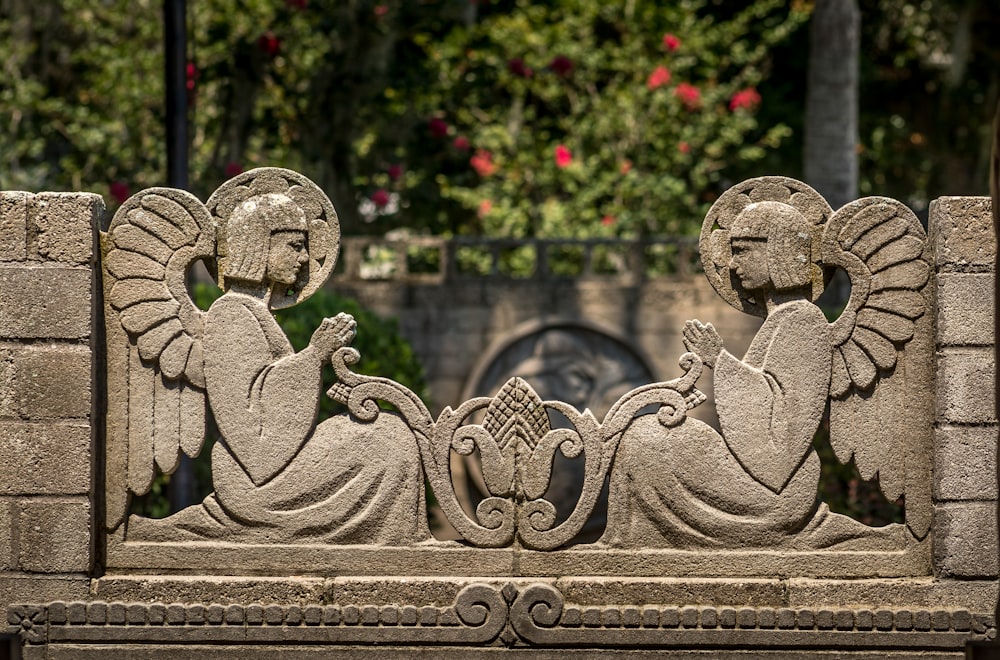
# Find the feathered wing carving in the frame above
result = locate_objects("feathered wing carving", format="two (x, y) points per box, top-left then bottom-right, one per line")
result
(103, 189), (216, 531)
(821, 197), (933, 539)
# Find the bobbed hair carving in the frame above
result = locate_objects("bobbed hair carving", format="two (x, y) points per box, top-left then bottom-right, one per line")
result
(225, 193), (308, 284)
(729, 201), (813, 291)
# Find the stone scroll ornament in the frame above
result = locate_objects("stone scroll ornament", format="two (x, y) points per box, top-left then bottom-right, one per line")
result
(602, 176), (933, 549)
(103, 168), (430, 545)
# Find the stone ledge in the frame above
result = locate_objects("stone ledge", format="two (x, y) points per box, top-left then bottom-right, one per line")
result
(7, 596), (994, 650)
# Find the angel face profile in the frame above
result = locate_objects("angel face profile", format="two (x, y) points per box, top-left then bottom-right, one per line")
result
(603, 177), (931, 549)
(104, 169), (430, 546)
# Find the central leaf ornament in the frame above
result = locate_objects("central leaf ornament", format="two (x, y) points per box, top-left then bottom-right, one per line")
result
(481, 378), (552, 498)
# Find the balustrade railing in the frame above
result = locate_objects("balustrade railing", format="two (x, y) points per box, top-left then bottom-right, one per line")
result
(334, 236), (702, 283)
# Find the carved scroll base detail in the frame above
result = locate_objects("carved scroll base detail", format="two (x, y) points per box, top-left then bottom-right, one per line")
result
(8, 581), (995, 651)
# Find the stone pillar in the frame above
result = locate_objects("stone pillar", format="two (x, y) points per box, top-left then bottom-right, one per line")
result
(0, 192), (102, 608)
(930, 196), (999, 580)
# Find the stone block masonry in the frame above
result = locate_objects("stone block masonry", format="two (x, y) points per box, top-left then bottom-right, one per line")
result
(0, 192), (101, 604)
(0, 177), (997, 657)
(930, 197), (998, 588)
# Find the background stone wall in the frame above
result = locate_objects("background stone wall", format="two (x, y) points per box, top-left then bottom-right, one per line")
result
(0, 193), (101, 615)
(331, 237), (763, 420)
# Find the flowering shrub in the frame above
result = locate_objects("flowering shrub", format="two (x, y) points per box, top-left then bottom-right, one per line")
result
(405, 0), (808, 238)
(646, 66), (672, 91)
(0, 0), (805, 240)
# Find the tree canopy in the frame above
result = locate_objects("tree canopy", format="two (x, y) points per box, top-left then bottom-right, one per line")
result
(0, 0), (996, 235)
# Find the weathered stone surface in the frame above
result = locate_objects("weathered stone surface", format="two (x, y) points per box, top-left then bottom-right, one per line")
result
(0, 575), (89, 607)
(936, 348), (996, 424)
(786, 578), (998, 614)
(556, 578), (786, 607)
(606, 181), (932, 549)
(934, 425), (998, 501)
(17, 498), (90, 572)
(0, 497), (11, 570)
(2, 343), (91, 420)
(2, 173), (996, 657)
(930, 196), (994, 268)
(0, 266), (91, 339)
(92, 576), (329, 605)
(937, 273), (994, 345)
(0, 192), (29, 261)
(0, 422), (91, 495)
(933, 502), (999, 579)
(29, 192), (102, 265)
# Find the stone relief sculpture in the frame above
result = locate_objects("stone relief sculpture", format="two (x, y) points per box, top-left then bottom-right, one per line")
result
(103, 168), (429, 544)
(460, 324), (657, 541)
(603, 177), (933, 549)
(102, 171), (931, 556)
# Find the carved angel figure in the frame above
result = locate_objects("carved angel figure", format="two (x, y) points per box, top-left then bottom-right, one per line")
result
(603, 177), (932, 549)
(104, 168), (430, 545)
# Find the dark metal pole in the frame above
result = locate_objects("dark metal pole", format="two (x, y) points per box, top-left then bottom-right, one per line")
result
(165, 0), (188, 190)
(164, 0), (196, 512)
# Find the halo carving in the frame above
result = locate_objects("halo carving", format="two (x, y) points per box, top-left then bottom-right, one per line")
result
(699, 176), (832, 317)
(206, 167), (340, 309)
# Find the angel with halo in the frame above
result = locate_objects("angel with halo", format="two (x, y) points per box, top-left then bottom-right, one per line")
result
(603, 177), (933, 549)
(103, 168), (430, 545)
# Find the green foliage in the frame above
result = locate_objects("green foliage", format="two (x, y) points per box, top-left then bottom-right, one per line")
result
(0, 0), (805, 239)
(387, 0), (807, 238)
(130, 283), (428, 517)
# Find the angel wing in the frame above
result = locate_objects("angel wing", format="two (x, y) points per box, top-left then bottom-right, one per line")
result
(102, 189), (216, 531)
(821, 197), (933, 538)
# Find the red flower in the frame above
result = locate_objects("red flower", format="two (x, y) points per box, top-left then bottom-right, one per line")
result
(662, 33), (681, 52)
(374, 5), (388, 17)
(478, 199), (493, 218)
(619, 160), (632, 174)
(371, 189), (390, 208)
(224, 162), (243, 178)
(646, 66), (671, 90)
(286, 0), (308, 8)
(549, 55), (573, 77)
(185, 62), (197, 92)
(601, 215), (615, 226)
(429, 117), (449, 138)
(554, 144), (572, 168)
(452, 135), (471, 150)
(678, 141), (690, 154)
(387, 164), (403, 181)
(109, 181), (129, 205)
(257, 32), (281, 57)
(729, 87), (762, 111)
(470, 150), (497, 177)
(508, 58), (533, 78)
(675, 83), (701, 110)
